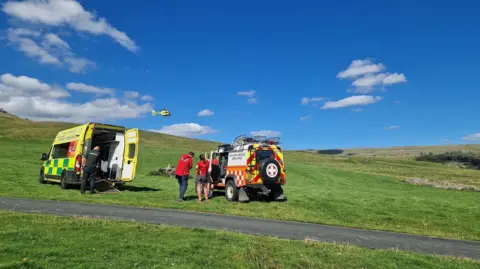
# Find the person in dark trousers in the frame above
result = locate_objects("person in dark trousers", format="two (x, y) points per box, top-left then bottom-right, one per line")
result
(80, 145), (101, 194)
(175, 151), (194, 201)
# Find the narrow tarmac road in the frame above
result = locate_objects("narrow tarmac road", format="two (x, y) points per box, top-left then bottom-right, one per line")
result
(1, 197), (479, 259)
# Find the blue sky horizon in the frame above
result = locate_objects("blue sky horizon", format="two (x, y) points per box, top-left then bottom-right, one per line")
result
(1, 0), (479, 150)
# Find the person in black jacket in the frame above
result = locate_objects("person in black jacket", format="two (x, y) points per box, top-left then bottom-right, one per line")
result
(80, 146), (101, 194)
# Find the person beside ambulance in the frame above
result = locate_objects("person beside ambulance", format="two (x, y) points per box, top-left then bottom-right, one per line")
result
(174, 151), (194, 202)
(80, 145), (101, 194)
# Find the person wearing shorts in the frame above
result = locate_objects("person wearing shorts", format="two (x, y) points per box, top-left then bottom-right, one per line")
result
(195, 154), (210, 203)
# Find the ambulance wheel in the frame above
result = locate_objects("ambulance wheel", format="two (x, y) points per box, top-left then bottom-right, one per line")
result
(225, 180), (239, 201)
(60, 172), (69, 189)
(39, 169), (46, 184)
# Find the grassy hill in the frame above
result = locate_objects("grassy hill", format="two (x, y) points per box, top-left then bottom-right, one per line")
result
(0, 115), (479, 241)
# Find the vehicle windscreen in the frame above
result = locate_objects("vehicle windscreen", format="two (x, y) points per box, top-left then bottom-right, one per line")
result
(256, 150), (274, 161)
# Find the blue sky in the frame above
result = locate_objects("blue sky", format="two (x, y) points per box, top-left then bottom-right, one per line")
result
(1, 0), (479, 149)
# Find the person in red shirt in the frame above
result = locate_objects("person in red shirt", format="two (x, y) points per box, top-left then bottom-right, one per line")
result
(175, 151), (194, 201)
(195, 154), (210, 203)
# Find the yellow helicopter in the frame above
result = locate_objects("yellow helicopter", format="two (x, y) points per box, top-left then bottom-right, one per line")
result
(152, 107), (171, 117)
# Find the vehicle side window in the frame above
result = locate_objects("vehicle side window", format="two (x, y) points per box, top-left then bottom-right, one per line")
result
(128, 143), (136, 159)
(51, 142), (70, 159)
(83, 139), (92, 157)
(47, 146), (53, 159)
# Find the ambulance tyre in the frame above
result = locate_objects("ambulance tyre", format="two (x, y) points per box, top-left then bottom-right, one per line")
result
(39, 169), (46, 184)
(225, 179), (239, 201)
(60, 171), (69, 189)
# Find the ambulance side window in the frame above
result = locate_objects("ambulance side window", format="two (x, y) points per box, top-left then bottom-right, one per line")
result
(51, 143), (70, 159)
(47, 146), (53, 159)
(128, 143), (136, 159)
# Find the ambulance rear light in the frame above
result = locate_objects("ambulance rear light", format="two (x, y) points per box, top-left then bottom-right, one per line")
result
(74, 154), (82, 172)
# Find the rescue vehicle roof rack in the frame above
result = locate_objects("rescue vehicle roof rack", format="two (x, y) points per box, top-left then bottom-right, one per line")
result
(265, 137), (281, 145)
(231, 134), (281, 146)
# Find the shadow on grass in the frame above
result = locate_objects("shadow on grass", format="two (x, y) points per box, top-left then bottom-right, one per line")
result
(119, 185), (161, 192)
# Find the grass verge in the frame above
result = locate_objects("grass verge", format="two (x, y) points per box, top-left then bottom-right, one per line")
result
(1, 211), (479, 269)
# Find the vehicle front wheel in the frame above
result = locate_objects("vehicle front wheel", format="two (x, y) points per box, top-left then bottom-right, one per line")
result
(39, 170), (46, 184)
(225, 180), (239, 201)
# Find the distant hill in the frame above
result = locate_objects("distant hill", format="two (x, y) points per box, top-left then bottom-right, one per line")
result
(309, 144), (480, 157)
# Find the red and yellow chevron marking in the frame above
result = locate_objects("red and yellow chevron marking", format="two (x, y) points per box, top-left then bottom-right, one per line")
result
(226, 166), (247, 187)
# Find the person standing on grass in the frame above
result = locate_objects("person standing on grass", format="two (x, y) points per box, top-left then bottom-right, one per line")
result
(80, 145), (101, 194)
(195, 154), (210, 203)
(175, 151), (194, 202)
(207, 154), (219, 198)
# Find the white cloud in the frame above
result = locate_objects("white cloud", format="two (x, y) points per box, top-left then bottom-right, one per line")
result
(250, 130), (281, 137)
(300, 115), (311, 121)
(2, 0), (138, 52)
(64, 56), (95, 73)
(462, 133), (480, 141)
(352, 73), (407, 89)
(7, 28), (95, 73)
(238, 90), (258, 103)
(7, 28), (61, 65)
(384, 125), (400, 130)
(151, 123), (217, 137)
(337, 59), (407, 93)
(301, 97), (324, 105)
(66, 82), (115, 96)
(337, 59), (385, 79)
(321, 95), (383, 109)
(237, 90), (255, 97)
(0, 73), (152, 123)
(7, 28), (41, 37)
(382, 73), (407, 85)
(141, 95), (153, 101)
(42, 33), (69, 49)
(197, 109), (214, 116)
(0, 73), (69, 99)
(124, 91), (140, 99)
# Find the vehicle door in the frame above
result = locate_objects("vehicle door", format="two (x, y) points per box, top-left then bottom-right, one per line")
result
(121, 128), (139, 181)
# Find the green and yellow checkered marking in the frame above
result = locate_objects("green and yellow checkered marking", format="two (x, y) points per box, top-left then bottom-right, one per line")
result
(44, 158), (75, 176)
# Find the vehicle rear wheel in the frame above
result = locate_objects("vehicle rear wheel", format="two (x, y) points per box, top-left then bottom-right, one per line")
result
(225, 180), (239, 201)
(39, 170), (46, 184)
(60, 172), (69, 189)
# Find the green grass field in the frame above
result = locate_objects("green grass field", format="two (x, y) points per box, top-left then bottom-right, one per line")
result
(0, 115), (479, 241)
(1, 211), (478, 269)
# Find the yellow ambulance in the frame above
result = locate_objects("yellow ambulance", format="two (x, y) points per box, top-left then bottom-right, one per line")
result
(39, 122), (139, 189)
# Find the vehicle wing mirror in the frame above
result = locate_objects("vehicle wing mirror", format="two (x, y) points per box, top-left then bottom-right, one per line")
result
(41, 153), (48, 161)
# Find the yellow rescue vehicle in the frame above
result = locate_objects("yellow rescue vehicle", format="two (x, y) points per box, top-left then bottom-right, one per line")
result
(39, 122), (139, 189)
